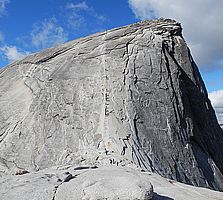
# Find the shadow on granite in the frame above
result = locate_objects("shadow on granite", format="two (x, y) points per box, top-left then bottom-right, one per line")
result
(153, 193), (174, 200)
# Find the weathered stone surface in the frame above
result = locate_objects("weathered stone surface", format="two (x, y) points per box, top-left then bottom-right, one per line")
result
(0, 18), (223, 193)
(149, 172), (223, 200)
(0, 165), (222, 200)
(55, 166), (153, 200)
(0, 166), (153, 200)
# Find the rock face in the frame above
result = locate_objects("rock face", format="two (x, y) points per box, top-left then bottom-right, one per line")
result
(0, 18), (223, 194)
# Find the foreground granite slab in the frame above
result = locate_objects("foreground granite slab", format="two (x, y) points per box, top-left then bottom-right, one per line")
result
(0, 18), (223, 195)
(0, 165), (222, 200)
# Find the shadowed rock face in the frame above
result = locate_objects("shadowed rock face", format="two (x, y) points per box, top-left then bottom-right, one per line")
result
(0, 19), (223, 191)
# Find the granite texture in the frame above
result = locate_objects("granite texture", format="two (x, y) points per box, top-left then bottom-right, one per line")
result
(0, 165), (222, 200)
(0, 19), (223, 195)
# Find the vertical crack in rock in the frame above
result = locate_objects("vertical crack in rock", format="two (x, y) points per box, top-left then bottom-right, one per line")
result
(102, 33), (110, 151)
(52, 172), (76, 200)
(52, 185), (59, 200)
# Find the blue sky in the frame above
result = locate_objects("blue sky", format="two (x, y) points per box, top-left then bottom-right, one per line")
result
(0, 0), (137, 66)
(0, 0), (223, 123)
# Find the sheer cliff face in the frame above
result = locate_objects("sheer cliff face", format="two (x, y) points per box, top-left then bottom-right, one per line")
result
(0, 19), (223, 190)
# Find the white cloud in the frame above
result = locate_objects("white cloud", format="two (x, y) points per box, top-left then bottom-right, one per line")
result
(0, 45), (29, 62)
(0, 31), (4, 43)
(66, 1), (107, 30)
(66, 12), (85, 30)
(66, 1), (89, 11)
(129, 0), (223, 69)
(209, 90), (223, 124)
(31, 17), (68, 49)
(0, 0), (9, 16)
